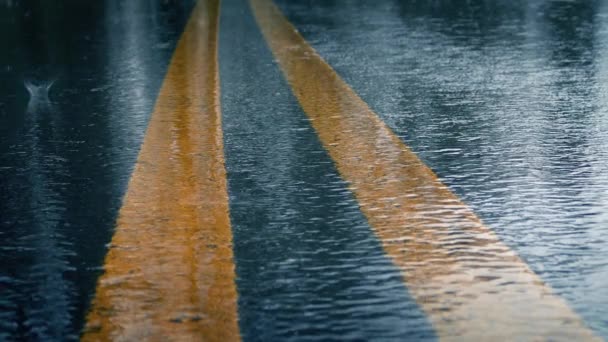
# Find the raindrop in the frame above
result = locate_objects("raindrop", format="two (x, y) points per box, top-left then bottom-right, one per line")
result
(24, 78), (56, 115)
(24, 78), (55, 100)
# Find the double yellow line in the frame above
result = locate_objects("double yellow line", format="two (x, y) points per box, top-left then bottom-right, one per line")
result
(82, 0), (600, 340)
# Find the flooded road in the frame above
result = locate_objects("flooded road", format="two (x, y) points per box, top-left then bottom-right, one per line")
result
(0, 1), (193, 340)
(275, 0), (608, 338)
(1, 0), (608, 340)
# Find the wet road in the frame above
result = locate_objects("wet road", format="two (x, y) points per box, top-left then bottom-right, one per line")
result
(0, 1), (193, 340)
(1, 0), (608, 340)
(275, 0), (608, 338)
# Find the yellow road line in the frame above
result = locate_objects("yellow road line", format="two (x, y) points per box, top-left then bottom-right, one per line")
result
(249, 0), (600, 340)
(81, 0), (240, 340)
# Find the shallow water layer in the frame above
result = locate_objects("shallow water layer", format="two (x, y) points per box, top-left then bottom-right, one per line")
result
(276, 0), (608, 337)
(0, 1), (192, 339)
(0, 0), (607, 340)
(220, 0), (434, 339)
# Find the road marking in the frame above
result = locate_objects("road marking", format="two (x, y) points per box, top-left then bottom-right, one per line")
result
(250, 0), (600, 340)
(81, 0), (240, 340)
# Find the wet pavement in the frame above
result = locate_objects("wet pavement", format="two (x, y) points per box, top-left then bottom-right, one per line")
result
(1, 0), (608, 340)
(275, 0), (608, 337)
(0, 1), (193, 340)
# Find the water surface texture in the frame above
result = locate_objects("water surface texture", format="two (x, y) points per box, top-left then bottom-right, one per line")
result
(0, 1), (192, 339)
(276, 0), (608, 337)
(220, 0), (433, 339)
(1, 0), (607, 340)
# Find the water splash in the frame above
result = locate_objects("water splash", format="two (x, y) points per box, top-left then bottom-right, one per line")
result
(24, 78), (55, 101)
(24, 78), (56, 116)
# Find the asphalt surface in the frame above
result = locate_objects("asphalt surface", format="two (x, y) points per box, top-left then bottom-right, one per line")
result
(1, 0), (608, 340)
(0, 1), (193, 339)
(275, 0), (608, 337)
(220, 0), (432, 339)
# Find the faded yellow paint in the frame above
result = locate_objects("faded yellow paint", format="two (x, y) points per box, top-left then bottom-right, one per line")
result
(81, 0), (240, 341)
(250, 0), (600, 340)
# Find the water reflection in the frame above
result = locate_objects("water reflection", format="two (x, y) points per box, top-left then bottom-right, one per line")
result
(83, 1), (240, 339)
(0, 3), (74, 339)
(21, 82), (75, 341)
(220, 0), (433, 339)
(277, 0), (608, 338)
(0, 1), (191, 340)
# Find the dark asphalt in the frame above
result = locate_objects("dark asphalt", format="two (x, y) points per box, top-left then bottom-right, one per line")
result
(276, 0), (608, 337)
(220, 0), (433, 339)
(1, 0), (608, 340)
(0, 1), (192, 339)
